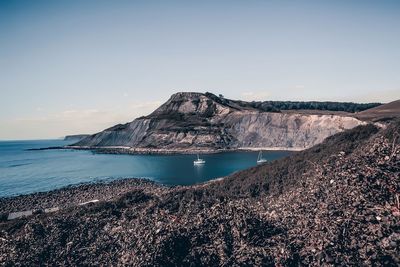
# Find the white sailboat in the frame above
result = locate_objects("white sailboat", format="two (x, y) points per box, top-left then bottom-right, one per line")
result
(193, 153), (205, 165)
(257, 151), (267, 164)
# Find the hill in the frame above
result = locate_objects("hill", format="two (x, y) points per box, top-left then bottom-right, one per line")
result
(70, 92), (370, 153)
(356, 100), (400, 122)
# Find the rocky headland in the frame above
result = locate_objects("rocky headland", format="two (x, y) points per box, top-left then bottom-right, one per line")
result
(68, 92), (379, 154)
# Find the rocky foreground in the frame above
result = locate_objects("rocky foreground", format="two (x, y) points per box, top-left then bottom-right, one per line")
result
(0, 179), (167, 215)
(0, 120), (399, 266)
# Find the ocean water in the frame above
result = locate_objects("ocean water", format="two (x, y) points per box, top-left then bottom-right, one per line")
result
(0, 140), (291, 197)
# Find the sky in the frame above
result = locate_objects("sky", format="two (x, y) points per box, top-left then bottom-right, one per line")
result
(0, 0), (399, 140)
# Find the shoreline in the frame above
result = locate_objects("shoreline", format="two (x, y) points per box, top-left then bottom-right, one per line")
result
(0, 175), (226, 217)
(31, 145), (303, 154)
(0, 178), (169, 218)
(237, 146), (304, 152)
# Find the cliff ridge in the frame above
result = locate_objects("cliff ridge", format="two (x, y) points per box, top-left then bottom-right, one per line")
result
(72, 92), (379, 152)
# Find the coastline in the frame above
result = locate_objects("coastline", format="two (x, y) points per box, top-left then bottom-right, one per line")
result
(56, 145), (303, 154)
(237, 146), (304, 152)
(2, 121), (399, 265)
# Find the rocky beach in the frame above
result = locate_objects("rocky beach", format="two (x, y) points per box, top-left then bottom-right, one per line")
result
(0, 179), (167, 216)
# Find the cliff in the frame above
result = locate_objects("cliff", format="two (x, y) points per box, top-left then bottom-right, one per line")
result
(71, 92), (371, 152)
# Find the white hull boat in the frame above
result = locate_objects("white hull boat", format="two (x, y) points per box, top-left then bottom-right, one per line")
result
(194, 154), (205, 165)
(257, 151), (267, 164)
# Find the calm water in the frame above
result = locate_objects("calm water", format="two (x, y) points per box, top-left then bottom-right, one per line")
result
(0, 140), (291, 197)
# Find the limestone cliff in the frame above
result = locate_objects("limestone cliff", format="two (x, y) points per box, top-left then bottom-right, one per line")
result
(72, 92), (366, 152)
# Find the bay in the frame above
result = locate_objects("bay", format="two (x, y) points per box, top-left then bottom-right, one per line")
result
(0, 140), (291, 197)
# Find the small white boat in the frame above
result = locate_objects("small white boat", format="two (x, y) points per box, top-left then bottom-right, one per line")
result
(257, 151), (267, 164)
(193, 153), (205, 165)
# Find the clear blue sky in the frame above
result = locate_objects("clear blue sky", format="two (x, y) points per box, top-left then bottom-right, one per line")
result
(1, 0), (399, 139)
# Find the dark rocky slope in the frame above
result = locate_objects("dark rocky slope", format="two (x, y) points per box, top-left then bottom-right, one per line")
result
(1, 120), (399, 266)
(71, 92), (368, 153)
(356, 99), (400, 122)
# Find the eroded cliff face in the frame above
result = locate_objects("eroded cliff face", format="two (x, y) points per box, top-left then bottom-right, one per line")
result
(74, 119), (152, 147)
(224, 111), (365, 149)
(73, 92), (366, 152)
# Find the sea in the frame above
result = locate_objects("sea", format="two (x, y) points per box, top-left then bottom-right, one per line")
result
(0, 139), (291, 197)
